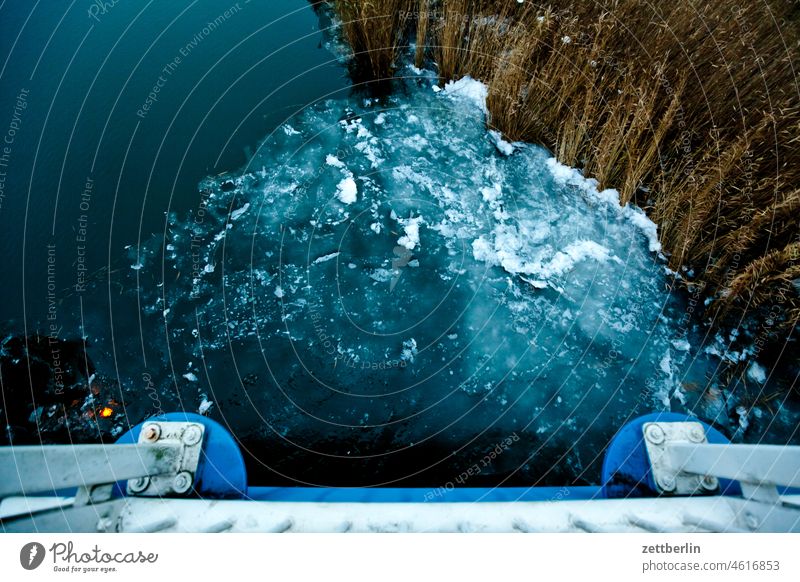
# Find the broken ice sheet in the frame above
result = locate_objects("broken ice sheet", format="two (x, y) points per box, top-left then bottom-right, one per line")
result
(132, 75), (723, 484)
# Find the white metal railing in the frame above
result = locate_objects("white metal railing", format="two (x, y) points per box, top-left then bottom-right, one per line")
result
(642, 422), (800, 504)
(1, 420), (799, 533)
(0, 421), (205, 529)
(0, 444), (181, 498)
(665, 443), (800, 487)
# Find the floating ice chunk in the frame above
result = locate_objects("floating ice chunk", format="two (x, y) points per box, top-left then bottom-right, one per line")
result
(392, 165), (435, 192)
(312, 252), (340, 265)
(489, 130), (514, 155)
(671, 338), (691, 352)
(546, 157), (614, 205)
(747, 362), (767, 383)
(442, 76), (488, 114)
(230, 203), (250, 221)
(370, 268), (394, 283)
(474, 233), (613, 284)
(672, 385), (686, 405)
(183, 372), (198, 382)
(471, 236), (495, 264)
(274, 286), (285, 298)
(596, 188), (621, 206)
(546, 157), (590, 188)
(370, 222), (382, 234)
(659, 351), (672, 376)
(326, 154), (345, 168)
(282, 124), (300, 136)
(354, 140), (383, 167)
(625, 206), (661, 252)
(546, 157), (662, 253)
(131, 262), (143, 270)
(374, 113), (386, 125)
(198, 394), (214, 415)
(336, 177), (358, 204)
(542, 240), (615, 278)
(736, 405), (749, 431)
(520, 276), (548, 289)
(395, 213), (424, 250)
(402, 135), (429, 151)
(356, 124), (371, 139)
(340, 115), (363, 133)
(401, 338), (418, 362)
(481, 183), (502, 204)
(203, 263), (215, 273)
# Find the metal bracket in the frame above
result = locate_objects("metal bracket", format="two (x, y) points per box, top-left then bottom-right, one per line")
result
(74, 484), (114, 507)
(643, 422), (719, 496)
(126, 421), (205, 498)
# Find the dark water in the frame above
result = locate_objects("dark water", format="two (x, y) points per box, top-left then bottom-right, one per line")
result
(0, 0), (347, 326)
(1, 1), (797, 487)
(0, 0), (350, 475)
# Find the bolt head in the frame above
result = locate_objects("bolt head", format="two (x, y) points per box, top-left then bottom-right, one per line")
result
(182, 425), (203, 446)
(142, 423), (161, 442)
(644, 424), (665, 445)
(700, 475), (719, 491)
(128, 476), (150, 493)
(172, 471), (193, 494)
(689, 426), (706, 443)
(657, 475), (676, 492)
(744, 512), (759, 530)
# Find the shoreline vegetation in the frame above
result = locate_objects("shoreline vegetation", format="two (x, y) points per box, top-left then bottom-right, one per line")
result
(330, 0), (799, 378)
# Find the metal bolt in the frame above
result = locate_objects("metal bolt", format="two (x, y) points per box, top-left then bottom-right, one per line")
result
(128, 476), (150, 494)
(688, 426), (706, 443)
(644, 424), (665, 445)
(172, 471), (194, 494)
(657, 475), (676, 493)
(700, 475), (719, 491)
(182, 424), (203, 446)
(744, 512), (759, 530)
(142, 423), (161, 442)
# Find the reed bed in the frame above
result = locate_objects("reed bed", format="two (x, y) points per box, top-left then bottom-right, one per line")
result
(331, 0), (800, 349)
(333, 0), (412, 80)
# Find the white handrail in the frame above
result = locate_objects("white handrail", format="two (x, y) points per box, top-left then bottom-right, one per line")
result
(665, 443), (800, 488)
(0, 443), (181, 497)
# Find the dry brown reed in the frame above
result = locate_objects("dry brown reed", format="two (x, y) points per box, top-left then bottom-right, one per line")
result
(415, 0), (430, 68)
(332, 0), (800, 345)
(333, 0), (414, 80)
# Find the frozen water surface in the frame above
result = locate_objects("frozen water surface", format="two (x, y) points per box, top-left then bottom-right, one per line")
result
(133, 73), (727, 486)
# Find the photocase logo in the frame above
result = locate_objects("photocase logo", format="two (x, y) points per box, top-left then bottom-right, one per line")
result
(19, 542), (46, 570)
